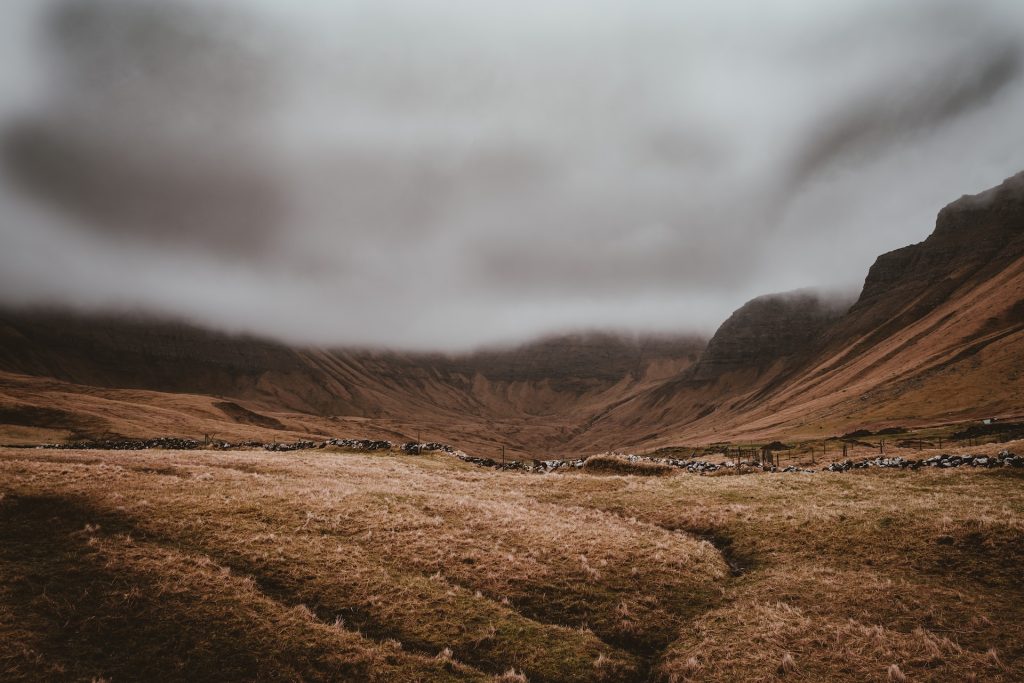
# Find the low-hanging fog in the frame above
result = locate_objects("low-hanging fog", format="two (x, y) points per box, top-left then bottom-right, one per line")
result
(1, 0), (1023, 350)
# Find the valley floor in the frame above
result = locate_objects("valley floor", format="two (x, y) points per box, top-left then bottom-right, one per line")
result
(1, 446), (1022, 682)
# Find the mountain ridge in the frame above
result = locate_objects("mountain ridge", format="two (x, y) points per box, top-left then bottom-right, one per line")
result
(1, 171), (1022, 454)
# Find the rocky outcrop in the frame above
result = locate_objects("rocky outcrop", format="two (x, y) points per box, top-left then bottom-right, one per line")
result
(690, 290), (850, 381)
(933, 170), (1024, 240)
(850, 171), (1024, 323)
(576, 171), (1024, 447)
(685, 171), (1024, 391)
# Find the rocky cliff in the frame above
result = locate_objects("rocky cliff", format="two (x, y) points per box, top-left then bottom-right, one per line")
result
(577, 171), (1024, 447)
(690, 290), (850, 382)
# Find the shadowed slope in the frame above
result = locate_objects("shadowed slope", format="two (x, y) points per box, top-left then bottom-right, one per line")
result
(583, 171), (1024, 447)
(0, 317), (703, 455)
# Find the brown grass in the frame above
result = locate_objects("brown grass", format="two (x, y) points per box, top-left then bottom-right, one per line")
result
(1, 447), (1022, 681)
(582, 454), (675, 476)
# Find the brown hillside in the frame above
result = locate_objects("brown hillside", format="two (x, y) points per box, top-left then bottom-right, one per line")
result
(0, 316), (702, 456)
(581, 171), (1024, 449)
(1, 172), (1022, 454)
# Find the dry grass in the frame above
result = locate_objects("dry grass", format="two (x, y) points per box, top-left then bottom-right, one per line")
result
(1, 447), (1022, 681)
(583, 454), (675, 476)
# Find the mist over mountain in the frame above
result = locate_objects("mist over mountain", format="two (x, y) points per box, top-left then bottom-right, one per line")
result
(2, 171), (1021, 453)
(1, 0), (1023, 349)
(3, 7), (1024, 682)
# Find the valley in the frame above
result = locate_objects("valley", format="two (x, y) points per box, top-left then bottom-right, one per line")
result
(2, 172), (1022, 458)
(0, 166), (1022, 683)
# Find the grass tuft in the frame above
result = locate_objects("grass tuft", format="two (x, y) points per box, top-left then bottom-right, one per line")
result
(778, 652), (798, 675)
(582, 455), (674, 476)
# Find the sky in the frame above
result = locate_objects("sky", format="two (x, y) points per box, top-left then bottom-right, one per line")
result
(1, 0), (1023, 350)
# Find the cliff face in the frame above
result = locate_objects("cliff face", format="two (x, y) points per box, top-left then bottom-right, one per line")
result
(820, 170), (1024, 369)
(577, 171), (1024, 447)
(933, 170), (1024, 239)
(690, 291), (849, 382)
(857, 171), (1023, 311)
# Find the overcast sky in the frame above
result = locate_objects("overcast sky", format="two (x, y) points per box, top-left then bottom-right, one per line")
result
(1, 0), (1023, 350)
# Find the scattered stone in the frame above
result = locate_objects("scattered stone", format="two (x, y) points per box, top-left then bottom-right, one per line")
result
(264, 440), (317, 452)
(325, 438), (393, 451)
(824, 450), (1020, 472)
(401, 442), (454, 454)
(36, 436), (1021, 477)
(44, 437), (202, 451)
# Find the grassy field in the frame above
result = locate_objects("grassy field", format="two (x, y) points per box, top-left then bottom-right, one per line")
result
(1, 445), (1022, 682)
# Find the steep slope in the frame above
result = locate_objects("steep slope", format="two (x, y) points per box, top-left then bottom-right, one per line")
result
(690, 290), (851, 382)
(583, 171), (1024, 448)
(0, 313), (353, 415)
(565, 290), (854, 451)
(0, 311), (703, 454)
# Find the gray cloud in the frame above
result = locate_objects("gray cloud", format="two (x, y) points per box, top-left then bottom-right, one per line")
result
(1, 0), (1023, 350)
(2, 0), (288, 256)
(786, 34), (1021, 193)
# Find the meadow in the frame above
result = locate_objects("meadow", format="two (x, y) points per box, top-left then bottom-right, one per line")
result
(1, 444), (1022, 682)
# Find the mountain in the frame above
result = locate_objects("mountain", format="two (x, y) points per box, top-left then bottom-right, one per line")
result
(690, 290), (851, 382)
(0, 312), (703, 455)
(1, 172), (1022, 454)
(577, 170), (1024, 448)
